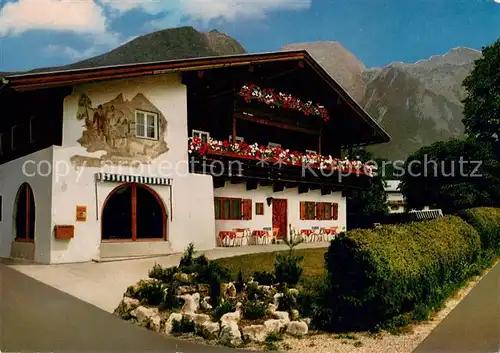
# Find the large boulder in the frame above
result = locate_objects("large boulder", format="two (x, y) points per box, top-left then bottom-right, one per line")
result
(164, 313), (183, 335)
(114, 296), (140, 318)
(286, 321), (308, 335)
(263, 319), (286, 334)
(242, 324), (268, 342)
(200, 321), (220, 340)
(179, 293), (200, 314)
(219, 321), (243, 346)
(130, 306), (160, 328)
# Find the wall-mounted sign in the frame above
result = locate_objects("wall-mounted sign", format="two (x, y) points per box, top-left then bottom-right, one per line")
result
(76, 205), (87, 222)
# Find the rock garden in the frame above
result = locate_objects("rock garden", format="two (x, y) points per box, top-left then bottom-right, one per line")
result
(115, 238), (310, 349)
(115, 207), (500, 352)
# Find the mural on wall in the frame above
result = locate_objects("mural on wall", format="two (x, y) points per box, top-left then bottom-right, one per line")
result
(71, 93), (168, 166)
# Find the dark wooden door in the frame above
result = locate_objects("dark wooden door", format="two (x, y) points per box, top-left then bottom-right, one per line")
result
(272, 199), (288, 239)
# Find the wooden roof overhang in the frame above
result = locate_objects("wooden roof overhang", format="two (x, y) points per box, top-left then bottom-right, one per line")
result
(2, 50), (390, 148)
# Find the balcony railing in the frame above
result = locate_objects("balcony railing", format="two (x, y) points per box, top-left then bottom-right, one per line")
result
(188, 137), (374, 176)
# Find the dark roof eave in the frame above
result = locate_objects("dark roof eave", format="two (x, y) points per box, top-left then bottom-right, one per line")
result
(6, 50), (390, 145)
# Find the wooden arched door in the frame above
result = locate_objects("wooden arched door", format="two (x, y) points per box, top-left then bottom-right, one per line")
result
(14, 183), (35, 242)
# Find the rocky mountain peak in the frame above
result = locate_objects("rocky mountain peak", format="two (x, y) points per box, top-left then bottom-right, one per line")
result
(281, 41), (366, 101)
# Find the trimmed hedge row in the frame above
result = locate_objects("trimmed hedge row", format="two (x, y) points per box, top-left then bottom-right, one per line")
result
(458, 207), (500, 256)
(316, 216), (481, 332)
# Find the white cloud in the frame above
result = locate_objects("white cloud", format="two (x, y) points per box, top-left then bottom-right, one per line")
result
(100, 0), (311, 22)
(0, 0), (107, 36)
(495, 0), (500, 3)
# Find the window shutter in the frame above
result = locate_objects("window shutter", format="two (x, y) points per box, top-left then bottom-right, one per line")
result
(300, 201), (306, 220)
(332, 203), (339, 220)
(242, 199), (252, 220)
(214, 198), (221, 219)
(316, 203), (324, 220)
(314, 202), (318, 220)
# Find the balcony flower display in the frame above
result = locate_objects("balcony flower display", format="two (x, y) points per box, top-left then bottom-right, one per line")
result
(238, 84), (331, 122)
(188, 137), (374, 175)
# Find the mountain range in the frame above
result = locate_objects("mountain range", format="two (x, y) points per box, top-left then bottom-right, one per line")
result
(5, 26), (481, 160)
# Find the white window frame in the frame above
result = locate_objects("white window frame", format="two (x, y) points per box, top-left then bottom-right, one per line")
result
(135, 110), (159, 140)
(268, 142), (281, 148)
(192, 129), (210, 143)
(305, 149), (317, 154)
(228, 135), (244, 143)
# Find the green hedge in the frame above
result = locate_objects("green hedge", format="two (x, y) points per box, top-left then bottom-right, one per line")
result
(316, 216), (481, 332)
(458, 207), (500, 256)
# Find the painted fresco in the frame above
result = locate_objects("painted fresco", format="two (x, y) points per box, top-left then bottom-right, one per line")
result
(72, 93), (168, 166)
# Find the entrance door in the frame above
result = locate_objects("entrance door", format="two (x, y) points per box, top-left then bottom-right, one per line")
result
(101, 183), (166, 241)
(272, 198), (288, 239)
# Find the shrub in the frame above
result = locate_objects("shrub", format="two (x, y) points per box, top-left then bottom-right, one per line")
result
(246, 281), (273, 302)
(212, 301), (236, 322)
(253, 271), (275, 285)
(235, 270), (245, 292)
(458, 207), (500, 257)
(171, 317), (195, 334)
(125, 280), (166, 306)
(242, 300), (268, 320)
(277, 285), (298, 314)
(318, 216), (481, 332)
(274, 254), (303, 287)
(148, 264), (178, 283)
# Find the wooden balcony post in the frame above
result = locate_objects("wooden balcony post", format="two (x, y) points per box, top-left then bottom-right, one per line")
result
(232, 116), (236, 143)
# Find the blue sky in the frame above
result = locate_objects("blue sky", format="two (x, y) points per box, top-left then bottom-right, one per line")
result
(0, 0), (499, 72)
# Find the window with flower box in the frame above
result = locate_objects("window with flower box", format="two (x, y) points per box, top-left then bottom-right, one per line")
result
(192, 129), (210, 143)
(300, 201), (339, 220)
(214, 197), (252, 220)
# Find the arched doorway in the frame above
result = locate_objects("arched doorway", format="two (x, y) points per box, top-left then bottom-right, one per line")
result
(101, 183), (167, 241)
(14, 183), (36, 242)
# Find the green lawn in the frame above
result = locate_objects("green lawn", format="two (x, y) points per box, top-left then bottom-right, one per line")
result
(214, 248), (328, 280)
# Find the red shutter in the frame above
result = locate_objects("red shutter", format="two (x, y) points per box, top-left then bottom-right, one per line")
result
(332, 203), (339, 220)
(300, 201), (306, 220)
(316, 203), (323, 220)
(242, 199), (252, 220)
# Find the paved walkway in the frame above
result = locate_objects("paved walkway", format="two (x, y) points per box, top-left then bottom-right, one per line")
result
(0, 263), (240, 353)
(5, 242), (328, 313)
(413, 262), (500, 353)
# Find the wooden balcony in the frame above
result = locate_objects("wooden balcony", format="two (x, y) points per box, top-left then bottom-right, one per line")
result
(188, 137), (374, 192)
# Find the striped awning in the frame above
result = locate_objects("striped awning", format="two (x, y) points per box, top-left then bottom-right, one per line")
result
(95, 173), (172, 186)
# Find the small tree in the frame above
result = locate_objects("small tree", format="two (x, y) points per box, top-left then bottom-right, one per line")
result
(400, 138), (500, 213)
(462, 38), (500, 153)
(274, 232), (304, 287)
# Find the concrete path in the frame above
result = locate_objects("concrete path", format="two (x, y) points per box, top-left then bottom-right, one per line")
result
(5, 242), (328, 313)
(413, 262), (500, 353)
(0, 263), (241, 353)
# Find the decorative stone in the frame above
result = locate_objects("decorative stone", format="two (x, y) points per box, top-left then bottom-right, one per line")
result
(242, 324), (268, 342)
(273, 293), (283, 307)
(286, 321), (308, 335)
(200, 321), (220, 340)
(173, 272), (192, 284)
(264, 319), (286, 334)
(220, 302), (242, 325)
(122, 296), (140, 311)
(179, 293), (200, 314)
(164, 313), (183, 334)
(130, 306), (159, 325)
(176, 285), (198, 295)
(302, 317), (312, 326)
(219, 321), (243, 346)
(289, 288), (299, 296)
(197, 284), (210, 294)
(194, 313), (211, 328)
(200, 296), (213, 310)
(291, 309), (300, 321)
(268, 303), (290, 322)
(150, 315), (162, 332)
(221, 282), (237, 299)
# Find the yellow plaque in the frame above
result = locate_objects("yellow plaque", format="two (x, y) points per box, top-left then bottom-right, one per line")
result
(76, 205), (87, 222)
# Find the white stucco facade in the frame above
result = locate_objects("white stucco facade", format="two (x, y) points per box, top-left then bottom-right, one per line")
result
(214, 183), (346, 237)
(0, 73), (350, 264)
